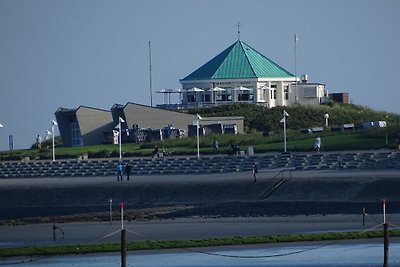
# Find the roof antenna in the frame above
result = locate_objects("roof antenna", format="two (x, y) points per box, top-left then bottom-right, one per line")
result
(236, 21), (241, 40)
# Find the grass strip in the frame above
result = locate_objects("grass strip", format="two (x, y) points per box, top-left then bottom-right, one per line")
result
(1, 229), (399, 258)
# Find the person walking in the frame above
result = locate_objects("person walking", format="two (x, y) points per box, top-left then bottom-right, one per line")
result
(36, 135), (43, 149)
(116, 162), (124, 182)
(252, 162), (258, 182)
(213, 139), (219, 154)
(314, 135), (322, 153)
(152, 145), (159, 159)
(125, 162), (131, 181)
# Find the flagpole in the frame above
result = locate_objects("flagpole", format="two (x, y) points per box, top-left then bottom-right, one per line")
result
(51, 120), (58, 161)
(283, 110), (287, 152)
(52, 124), (55, 161)
(294, 33), (298, 103)
(119, 118), (122, 160)
(196, 117), (200, 158)
(196, 114), (202, 158)
(281, 110), (289, 153)
(0, 123), (3, 152)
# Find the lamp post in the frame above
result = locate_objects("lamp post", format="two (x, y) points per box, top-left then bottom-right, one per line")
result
(324, 113), (329, 128)
(196, 114), (202, 158)
(118, 117), (125, 160)
(51, 120), (58, 161)
(280, 110), (289, 152)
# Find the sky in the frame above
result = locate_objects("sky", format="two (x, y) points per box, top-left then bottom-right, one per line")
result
(0, 0), (399, 150)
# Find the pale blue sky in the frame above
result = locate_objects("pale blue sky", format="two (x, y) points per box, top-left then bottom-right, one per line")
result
(0, 0), (399, 149)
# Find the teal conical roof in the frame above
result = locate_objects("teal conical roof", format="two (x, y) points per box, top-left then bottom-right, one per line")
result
(181, 40), (294, 81)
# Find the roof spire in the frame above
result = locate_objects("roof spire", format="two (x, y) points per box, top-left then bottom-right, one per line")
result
(236, 21), (241, 40)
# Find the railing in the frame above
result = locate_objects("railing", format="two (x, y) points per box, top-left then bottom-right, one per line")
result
(258, 169), (293, 200)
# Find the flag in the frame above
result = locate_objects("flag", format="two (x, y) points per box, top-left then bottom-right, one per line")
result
(52, 120), (58, 126)
(294, 33), (299, 42)
(196, 114), (203, 120)
(44, 129), (52, 140)
(284, 110), (290, 117)
(119, 117), (125, 123)
(0, 123), (3, 128)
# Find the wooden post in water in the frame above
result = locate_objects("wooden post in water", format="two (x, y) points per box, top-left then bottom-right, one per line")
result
(120, 203), (127, 267)
(362, 208), (366, 226)
(383, 222), (389, 267)
(382, 199), (389, 267)
(52, 219), (56, 242)
(121, 228), (127, 267)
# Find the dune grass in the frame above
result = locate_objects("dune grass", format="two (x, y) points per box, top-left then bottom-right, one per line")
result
(1, 229), (399, 258)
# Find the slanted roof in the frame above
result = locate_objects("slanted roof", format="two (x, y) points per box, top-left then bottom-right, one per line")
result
(55, 105), (110, 114)
(181, 40), (294, 81)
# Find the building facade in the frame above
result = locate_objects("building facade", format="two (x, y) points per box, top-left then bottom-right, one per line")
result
(55, 106), (114, 147)
(56, 103), (244, 147)
(170, 40), (328, 109)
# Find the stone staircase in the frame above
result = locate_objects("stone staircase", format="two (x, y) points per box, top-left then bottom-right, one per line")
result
(0, 151), (399, 179)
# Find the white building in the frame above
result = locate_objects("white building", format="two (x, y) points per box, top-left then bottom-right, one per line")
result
(165, 40), (328, 109)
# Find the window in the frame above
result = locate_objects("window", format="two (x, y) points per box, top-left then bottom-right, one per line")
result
(188, 94), (196, 102)
(216, 93), (223, 101)
(284, 86), (289, 100)
(304, 87), (317, 98)
(71, 121), (83, 146)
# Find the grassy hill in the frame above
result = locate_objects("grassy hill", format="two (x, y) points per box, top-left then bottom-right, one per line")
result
(185, 102), (398, 133)
(1, 103), (399, 161)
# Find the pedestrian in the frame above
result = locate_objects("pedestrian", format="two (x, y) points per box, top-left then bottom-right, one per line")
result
(152, 145), (159, 159)
(36, 134), (43, 149)
(252, 162), (258, 182)
(125, 162), (131, 181)
(314, 135), (322, 153)
(116, 162), (124, 182)
(213, 139), (219, 154)
(397, 132), (400, 150)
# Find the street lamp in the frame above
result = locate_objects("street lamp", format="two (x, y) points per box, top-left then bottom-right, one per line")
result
(118, 117), (125, 160)
(51, 120), (58, 161)
(280, 110), (289, 152)
(196, 114), (202, 158)
(324, 113), (329, 128)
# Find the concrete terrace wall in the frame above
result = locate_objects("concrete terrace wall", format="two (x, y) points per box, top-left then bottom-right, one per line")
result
(123, 103), (197, 133)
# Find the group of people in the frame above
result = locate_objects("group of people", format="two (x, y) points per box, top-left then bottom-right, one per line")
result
(116, 162), (132, 182)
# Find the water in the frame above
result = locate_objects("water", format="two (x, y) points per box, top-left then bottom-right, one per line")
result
(1, 241), (398, 267)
